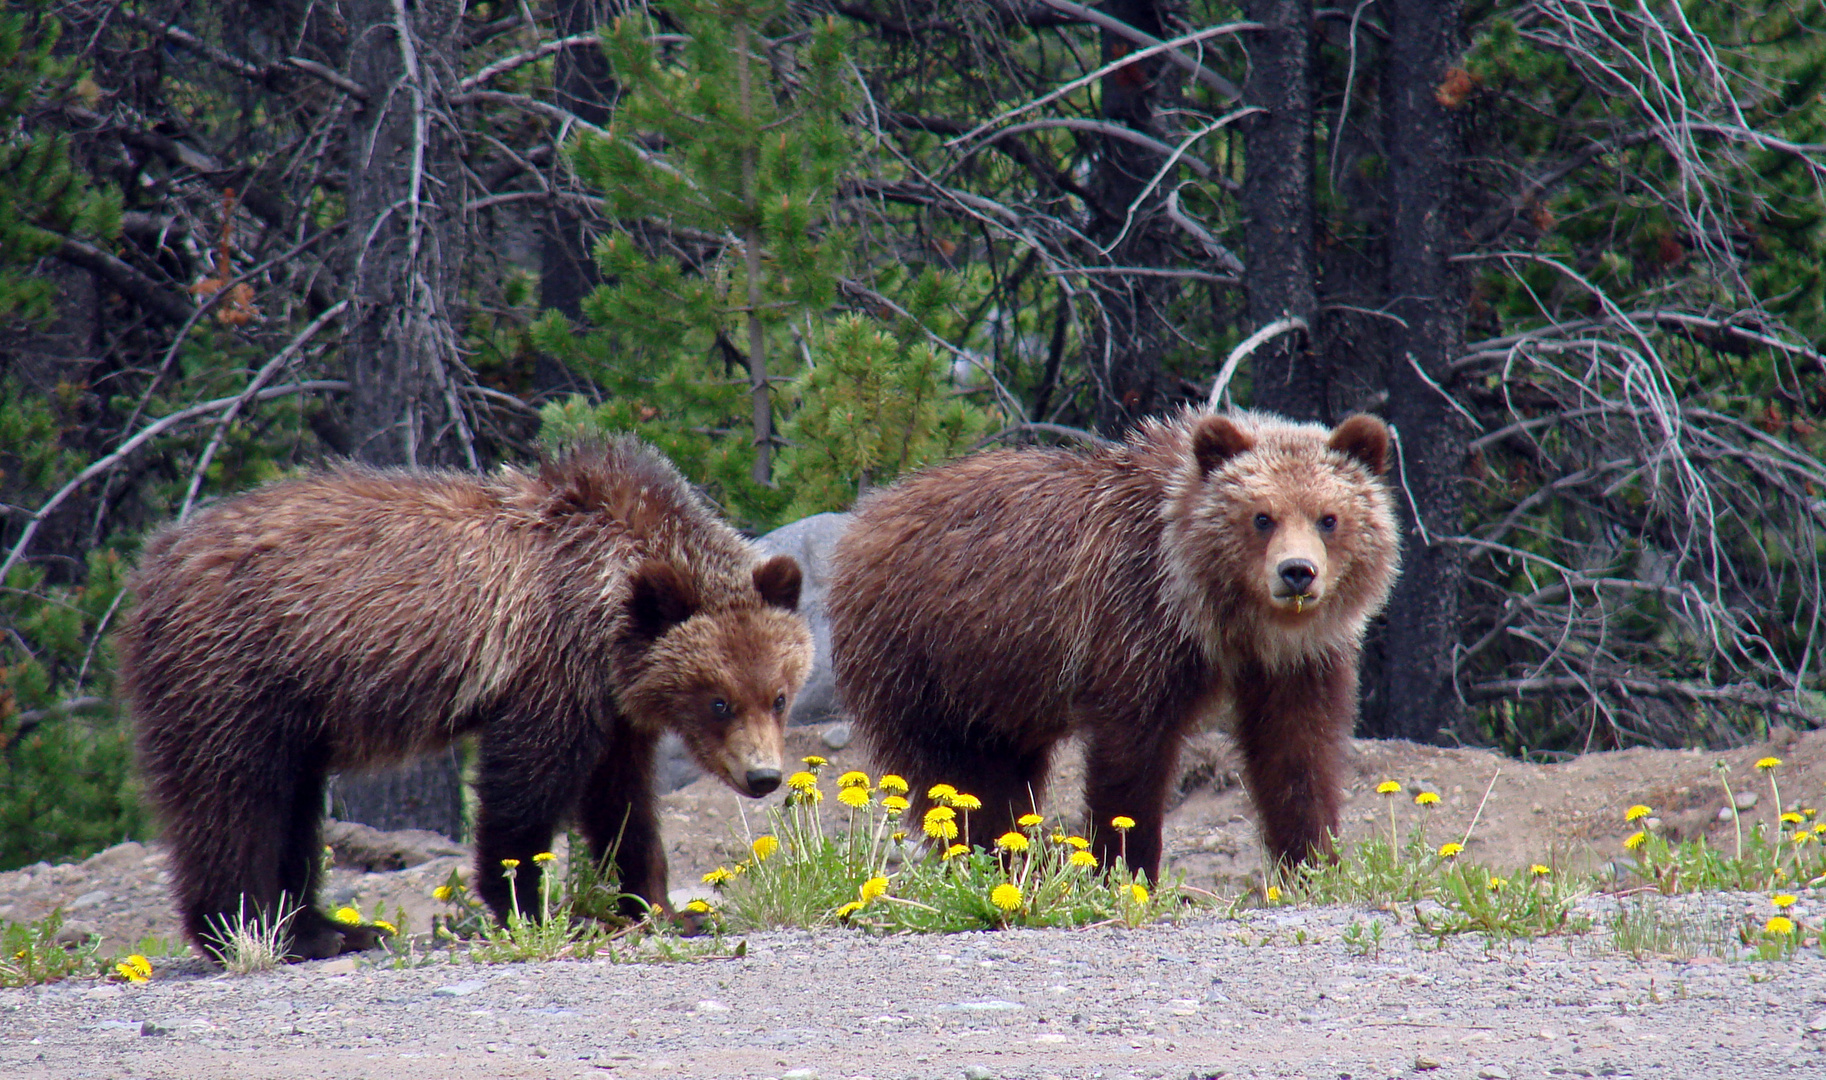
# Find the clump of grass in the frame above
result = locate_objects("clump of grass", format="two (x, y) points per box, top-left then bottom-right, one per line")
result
(207, 895), (297, 974)
(0, 911), (102, 986)
(704, 760), (1182, 933)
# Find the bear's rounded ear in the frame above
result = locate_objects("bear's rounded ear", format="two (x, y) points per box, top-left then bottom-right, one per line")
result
(628, 561), (697, 639)
(752, 554), (803, 613)
(1191, 414), (1254, 478)
(1328, 414), (1391, 476)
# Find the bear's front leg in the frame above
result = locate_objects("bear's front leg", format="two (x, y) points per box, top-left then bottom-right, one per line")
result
(1083, 718), (1188, 883)
(576, 721), (667, 918)
(1231, 655), (1356, 866)
(472, 719), (593, 923)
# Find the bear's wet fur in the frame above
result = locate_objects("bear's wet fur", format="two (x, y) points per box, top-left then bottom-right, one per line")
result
(828, 409), (1399, 879)
(119, 438), (814, 961)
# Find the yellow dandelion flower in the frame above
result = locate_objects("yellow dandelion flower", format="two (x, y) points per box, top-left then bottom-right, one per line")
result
(927, 783), (958, 802)
(837, 770), (871, 789)
(372, 920), (396, 935)
(1796, 832), (1814, 847)
(1069, 850), (1098, 869)
(1773, 893), (1798, 909)
(702, 867), (734, 886)
(534, 851), (558, 865)
(802, 755), (828, 768)
(837, 786), (871, 809)
(1781, 812), (1805, 825)
(432, 885), (454, 902)
(115, 954), (152, 983)
(684, 899), (712, 914)
(1487, 877), (1508, 892)
(1756, 756), (1782, 771)
(1111, 815), (1137, 830)
(1128, 883), (1149, 905)
(1814, 822), (1826, 837)
(1529, 863), (1552, 877)
(990, 882), (1023, 912)
(752, 835), (780, 861)
(500, 858), (521, 870)
(798, 786), (825, 805)
(859, 876), (889, 903)
(1806, 808), (1818, 820)
(891, 831), (907, 842)
(1065, 835), (1091, 850)
(1765, 915), (1796, 935)
(1265, 886), (1282, 903)
(1018, 813), (1044, 828)
(942, 843), (970, 861)
(333, 906), (362, 925)
(1437, 842), (1464, 858)
(882, 795), (910, 814)
(786, 771), (819, 793)
(1625, 804), (1652, 822)
(1375, 780), (1401, 795)
(950, 793), (983, 811)
(835, 900), (864, 919)
(1623, 830), (1647, 851)
(879, 774), (909, 795)
(923, 804), (956, 824)
(924, 817), (960, 841)
(995, 831), (1030, 852)
(1414, 791), (1440, 806)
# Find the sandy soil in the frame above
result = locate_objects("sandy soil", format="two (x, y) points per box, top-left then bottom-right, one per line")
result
(3, 726), (1825, 1079)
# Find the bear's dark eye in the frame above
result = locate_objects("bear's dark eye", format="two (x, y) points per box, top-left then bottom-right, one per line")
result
(1253, 513), (1273, 532)
(1318, 514), (1338, 532)
(773, 693), (787, 714)
(710, 698), (731, 719)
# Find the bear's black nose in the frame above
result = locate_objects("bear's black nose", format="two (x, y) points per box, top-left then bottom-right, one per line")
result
(1278, 559), (1317, 594)
(745, 768), (782, 796)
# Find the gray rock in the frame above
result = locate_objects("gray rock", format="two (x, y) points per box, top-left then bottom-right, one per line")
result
(820, 722), (852, 750)
(431, 980), (488, 998)
(962, 1067), (997, 1080)
(1734, 790), (1758, 811)
(1477, 1067), (1510, 1079)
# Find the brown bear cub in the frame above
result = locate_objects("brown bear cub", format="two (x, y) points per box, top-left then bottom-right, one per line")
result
(119, 438), (814, 961)
(828, 409), (1399, 880)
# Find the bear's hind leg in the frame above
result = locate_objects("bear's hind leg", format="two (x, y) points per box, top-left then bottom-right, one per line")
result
(278, 753), (385, 958)
(576, 722), (665, 918)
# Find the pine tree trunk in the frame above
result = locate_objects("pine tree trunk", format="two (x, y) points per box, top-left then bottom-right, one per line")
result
(1359, 0), (1469, 742)
(1240, 0), (1324, 421)
(1090, 0), (1171, 436)
(329, 0), (470, 839)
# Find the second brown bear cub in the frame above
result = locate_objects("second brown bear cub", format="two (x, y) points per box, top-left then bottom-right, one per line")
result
(829, 409), (1400, 879)
(120, 439), (813, 961)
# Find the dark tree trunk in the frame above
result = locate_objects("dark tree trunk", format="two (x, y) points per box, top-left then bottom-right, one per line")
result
(1240, 0), (1323, 421)
(339, 0), (472, 471)
(329, 0), (470, 839)
(537, 0), (626, 394)
(1359, 0), (1469, 742)
(1090, 0), (1172, 437)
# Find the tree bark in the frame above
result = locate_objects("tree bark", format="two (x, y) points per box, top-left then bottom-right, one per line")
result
(329, 0), (470, 839)
(537, 0), (625, 394)
(1359, 0), (1469, 742)
(1239, 0), (1323, 420)
(1089, 0), (1172, 437)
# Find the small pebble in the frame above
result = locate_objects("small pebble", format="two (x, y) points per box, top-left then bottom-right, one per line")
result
(781, 1070), (819, 1080)
(962, 1067), (996, 1080)
(1734, 790), (1759, 810)
(1478, 1067), (1510, 1080)
(1413, 1056), (1441, 1071)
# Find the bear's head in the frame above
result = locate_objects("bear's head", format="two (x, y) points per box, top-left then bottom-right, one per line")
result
(617, 554), (815, 797)
(1167, 411), (1401, 666)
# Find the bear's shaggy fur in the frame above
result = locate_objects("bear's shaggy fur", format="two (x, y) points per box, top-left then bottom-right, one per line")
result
(827, 409), (1399, 879)
(119, 439), (814, 960)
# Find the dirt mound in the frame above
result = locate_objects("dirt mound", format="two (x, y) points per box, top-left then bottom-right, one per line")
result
(5, 725), (1822, 956)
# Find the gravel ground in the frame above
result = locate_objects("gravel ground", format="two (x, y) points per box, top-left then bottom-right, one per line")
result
(5, 895), (1823, 1080)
